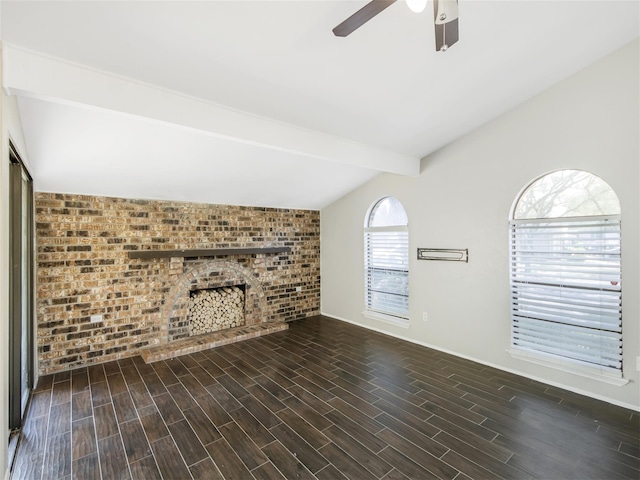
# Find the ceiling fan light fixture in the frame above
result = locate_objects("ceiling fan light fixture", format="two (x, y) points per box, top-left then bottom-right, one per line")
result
(405, 0), (427, 13)
(435, 0), (458, 24)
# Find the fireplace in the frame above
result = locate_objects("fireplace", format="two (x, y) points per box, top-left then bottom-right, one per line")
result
(188, 284), (246, 336)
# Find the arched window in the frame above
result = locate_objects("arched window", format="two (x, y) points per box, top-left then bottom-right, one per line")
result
(364, 197), (409, 321)
(510, 170), (622, 378)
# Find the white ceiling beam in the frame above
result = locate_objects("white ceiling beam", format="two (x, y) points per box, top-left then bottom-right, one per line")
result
(2, 44), (420, 176)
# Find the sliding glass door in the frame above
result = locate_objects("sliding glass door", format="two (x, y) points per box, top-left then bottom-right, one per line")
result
(9, 146), (34, 432)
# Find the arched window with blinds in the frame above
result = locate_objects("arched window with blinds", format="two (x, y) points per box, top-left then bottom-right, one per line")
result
(509, 170), (623, 379)
(364, 197), (409, 322)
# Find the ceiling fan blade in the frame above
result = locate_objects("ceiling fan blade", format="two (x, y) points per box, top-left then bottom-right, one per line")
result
(332, 0), (398, 37)
(433, 0), (459, 51)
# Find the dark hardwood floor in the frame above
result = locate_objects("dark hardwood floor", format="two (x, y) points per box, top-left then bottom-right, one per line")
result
(11, 315), (639, 480)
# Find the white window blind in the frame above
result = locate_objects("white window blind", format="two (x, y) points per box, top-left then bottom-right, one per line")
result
(365, 228), (409, 318)
(510, 216), (622, 374)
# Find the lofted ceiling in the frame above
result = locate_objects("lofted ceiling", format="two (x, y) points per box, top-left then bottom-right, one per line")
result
(1, 0), (638, 209)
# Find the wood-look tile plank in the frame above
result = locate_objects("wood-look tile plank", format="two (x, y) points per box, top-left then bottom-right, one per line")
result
(276, 407), (330, 450)
(205, 350), (234, 370)
(88, 364), (106, 384)
(167, 418), (209, 466)
(314, 464), (350, 480)
(127, 381), (154, 410)
(177, 354), (200, 369)
(28, 390), (52, 418)
(183, 406), (222, 445)
(433, 430), (529, 479)
(178, 373), (210, 399)
(216, 373), (250, 399)
(71, 370), (90, 394)
(132, 359), (156, 378)
(48, 402), (71, 437)
(194, 393), (233, 426)
(72, 452), (100, 480)
(189, 457), (223, 480)
(188, 365), (218, 387)
(196, 358), (226, 378)
(12, 415), (48, 480)
(251, 460), (288, 480)
(90, 381), (111, 407)
(228, 407), (276, 448)
(153, 392), (184, 425)
(93, 403), (118, 439)
(206, 438), (254, 479)
(261, 440), (316, 480)
(141, 372), (167, 397)
(152, 361), (180, 386)
(35, 373), (54, 391)
(129, 455), (162, 480)
(150, 435), (191, 480)
(98, 434), (130, 480)
(53, 371), (71, 383)
(324, 409), (388, 454)
(165, 357), (191, 377)
(218, 421), (268, 470)
(138, 406), (170, 443)
(286, 384), (333, 416)
(316, 442), (373, 480)
(260, 365), (298, 389)
(376, 426), (458, 479)
(281, 395), (333, 432)
(120, 418), (152, 463)
(237, 394), (282, 429)
(327, 396), (384, 434)
(322, 424), (393, 478)
(166, 382), (200, 411)
(71, 391), (92, 421)
(381, 468), (412, 480)
(106, 372), (128, 396)
(120, 365), (143, 386)
(51, 379), (71, 406)
(112, 392), (138, 424)
(378, 445), (442, 480)
(246, 383), (287, 413)
(71, 416), (97, 460)
(206, 383), (242, 412)
(269, 423), (329, 474)
(103, 360), (122, 376)
(225, 365), (257, 388)
(254, 374), (293, 401)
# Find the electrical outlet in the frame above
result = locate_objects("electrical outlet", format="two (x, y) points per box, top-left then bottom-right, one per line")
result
(90, 314), (103, 323)
(422, 312), (428, 322)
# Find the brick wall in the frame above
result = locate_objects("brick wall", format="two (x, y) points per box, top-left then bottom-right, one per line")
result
(35, 193), (320, 374)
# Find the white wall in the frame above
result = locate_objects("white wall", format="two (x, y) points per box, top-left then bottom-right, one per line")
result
(321, 39), (639, 410)
(0, 38), (31, 479)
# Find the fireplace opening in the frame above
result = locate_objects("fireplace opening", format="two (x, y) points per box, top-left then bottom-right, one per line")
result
(188, 284), (246, 336)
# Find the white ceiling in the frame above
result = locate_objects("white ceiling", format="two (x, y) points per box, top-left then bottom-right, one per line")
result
(1, 0), (638, 209)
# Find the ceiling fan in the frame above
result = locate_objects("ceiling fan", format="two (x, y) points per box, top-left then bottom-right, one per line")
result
(332, 0), (459, 52)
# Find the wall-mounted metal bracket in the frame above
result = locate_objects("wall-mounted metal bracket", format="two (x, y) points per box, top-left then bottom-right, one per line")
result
(417, 248), (468, 262)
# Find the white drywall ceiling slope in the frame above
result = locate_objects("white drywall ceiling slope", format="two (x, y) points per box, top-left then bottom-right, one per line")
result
(1, 0), (638, 209)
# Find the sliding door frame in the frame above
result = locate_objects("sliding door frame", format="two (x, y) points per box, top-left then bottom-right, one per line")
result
(8, 143), (34, 432)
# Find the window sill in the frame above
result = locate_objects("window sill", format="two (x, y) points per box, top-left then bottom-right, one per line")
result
(508, 347), (629, 387)
(362, 311), (410, 328)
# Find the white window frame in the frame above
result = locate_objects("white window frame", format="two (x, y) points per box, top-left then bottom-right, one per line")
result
(508, 172), (625, 384)
(364, 198), (409, 324)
